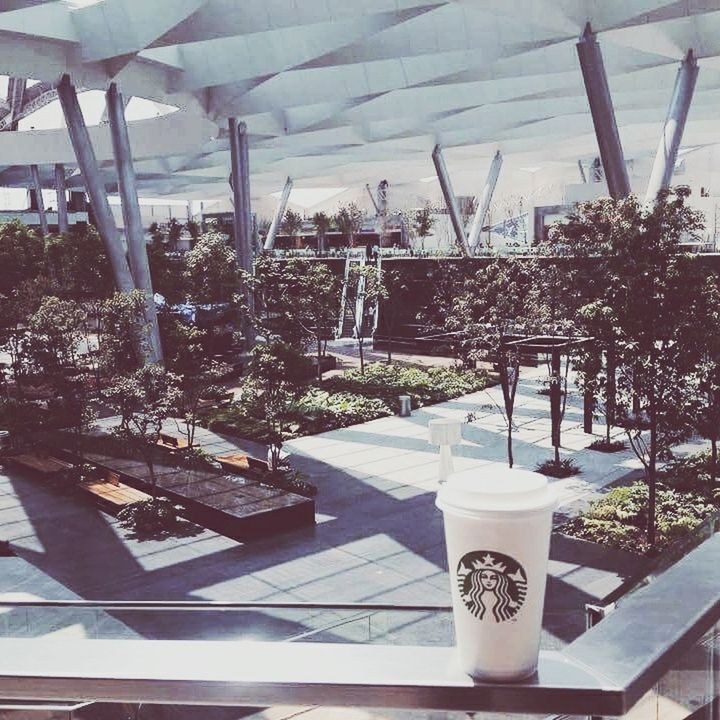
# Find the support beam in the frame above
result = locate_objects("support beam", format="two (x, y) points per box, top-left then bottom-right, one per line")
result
(54, 163), (69, 234)
(56, 75), (136, 298)
(106, 82), (163, 364)
(365, 184), (381, 215)
(576, 24), (631, 200)
(228, 117), (255, 349)
(578, 160), (587, 184)
(263, 176), (294, 251)
(29, 164), (48, 236)
(468, 150), (503, 253)
(644, 50), (699, 204)
(431, 145), (470, 256)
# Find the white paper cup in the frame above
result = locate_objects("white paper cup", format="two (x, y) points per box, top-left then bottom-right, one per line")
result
(436, 463), (557, 681)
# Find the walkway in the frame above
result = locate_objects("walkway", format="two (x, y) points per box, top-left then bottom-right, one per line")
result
(0, 366), (643, 653)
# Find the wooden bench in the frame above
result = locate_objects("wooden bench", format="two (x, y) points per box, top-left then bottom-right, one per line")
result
(216, 452), (268, 481)
(6, 453), (75, 477)
(78, 470), (151, 514)
(157, 432), (189, 450)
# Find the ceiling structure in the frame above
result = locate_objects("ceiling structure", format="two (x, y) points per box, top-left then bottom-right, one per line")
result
(1, 0), (720, 202)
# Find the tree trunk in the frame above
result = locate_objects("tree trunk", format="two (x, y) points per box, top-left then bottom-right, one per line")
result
(507, 420), (514, 468)
(148, 459), (158, 511)
(317, 337), (323, 382)
(712, 438), (718, 486)
(647, 420), (657, 549)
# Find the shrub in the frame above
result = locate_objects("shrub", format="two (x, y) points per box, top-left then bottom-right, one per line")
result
(588, 439), (627, 453)
(560, 482), (717, 554)
(117, 497), (181, 535)
(323, 363), (487, 407)
(295, 389), (392, 432)
(536, 458), (581, 478)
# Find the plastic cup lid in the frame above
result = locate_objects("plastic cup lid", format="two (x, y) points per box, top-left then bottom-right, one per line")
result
(436, 463), (557, 514)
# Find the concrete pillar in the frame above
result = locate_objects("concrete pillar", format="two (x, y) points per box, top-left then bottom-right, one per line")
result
(56, 75), (136, 295)
(431, 144), (470, 256)
(468, 150), (503, 253)
(229, 117), (255, 348)
(106, 82), (163, 364)
(54, 164), (69, 233)
(644, 50), (699, 204)
(263, 177), (293, 251)
(576, 24), (631, 200)
(29, 165), (48, 236)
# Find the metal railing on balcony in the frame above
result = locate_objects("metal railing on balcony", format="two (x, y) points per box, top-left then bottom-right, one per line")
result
(0, 535), (718, 719)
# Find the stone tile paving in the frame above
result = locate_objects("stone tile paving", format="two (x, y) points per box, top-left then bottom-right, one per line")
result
(0, 367), (643, 658)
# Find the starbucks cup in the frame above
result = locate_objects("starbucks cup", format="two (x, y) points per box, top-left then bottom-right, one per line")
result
(436, 463), (557, 681)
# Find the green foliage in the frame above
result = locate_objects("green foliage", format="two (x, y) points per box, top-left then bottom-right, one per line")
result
(104, 365), (182, 499)
(0, 220), (44, 297)
(43, 227), (112, 301)
(205, 363), (486, 443)
(97, 291), (149, 376)
(280, 209), (303, 238)
(335, 202), (364, 246)
(324, 363), (488, 408)
(535, 458), (581, 478)
(117, 497), (180, 535)
(147, 243), (187, 305)
(185, 231), (238, 304)
(412, 203), (435, 249)
(312, 211), (333, 252)
(560, 481), (718, 555)
(250, 257), (341, 356)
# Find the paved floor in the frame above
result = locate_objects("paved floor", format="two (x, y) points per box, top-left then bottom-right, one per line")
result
(0, 364), (643, 653)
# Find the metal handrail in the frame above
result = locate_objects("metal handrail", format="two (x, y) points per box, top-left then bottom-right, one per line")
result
(0, 535), (717, 716)
(0, 600), (452, 612)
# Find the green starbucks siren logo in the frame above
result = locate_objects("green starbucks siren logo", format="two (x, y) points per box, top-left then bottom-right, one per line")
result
(457, 550), (527, 622)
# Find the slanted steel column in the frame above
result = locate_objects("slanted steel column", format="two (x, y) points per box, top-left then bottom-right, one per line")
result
(29, 165), (48, 236)
(57, 75), (135, 295)
(431, 144), (470, 257)
(229, 118), (255, 349)
(644, 50), (699, 204)
(106, 82), (163, 364)
(578, 160), (588, 184)
(576, 24), (631, 199)
(54, 164), (69, 233)
(263, 176), (293, 251)
(468, 150), (503, 253)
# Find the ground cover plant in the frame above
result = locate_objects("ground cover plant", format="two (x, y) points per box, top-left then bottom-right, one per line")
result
(559, 452), (720, 555)
(204, 362), (488, 443)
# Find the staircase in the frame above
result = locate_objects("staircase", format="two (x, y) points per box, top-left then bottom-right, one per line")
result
(336, 250), (383, 340)
(337, 251), (366, 339)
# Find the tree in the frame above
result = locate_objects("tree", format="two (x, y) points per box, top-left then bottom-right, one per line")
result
(313, 211), (332, 254)
(335, 203), (364, 248)
(147, 242), (188, 305)
(185, 231), (238, 304)
(380, 267), (410, 362)
(345, 264), (388, 374)
(249, 257), (341, 378)
(97, 291), (150, 380)
(413, 203), (435, 252)
(21, 296), (95, 460)
(43, 227), (112, 302)
(445, 259), (534, 467)
(0, 220), (44, 298)
(551, 189), (706, 547)
(240, 342), (306, 469)
(280, 209), (303, 247)
(104, 365), (182, 506)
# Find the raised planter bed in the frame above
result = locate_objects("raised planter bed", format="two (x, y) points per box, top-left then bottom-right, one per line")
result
(78, 451), (315, 542)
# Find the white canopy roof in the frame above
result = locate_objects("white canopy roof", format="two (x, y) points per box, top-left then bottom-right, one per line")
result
(1, 0), (720, 200)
